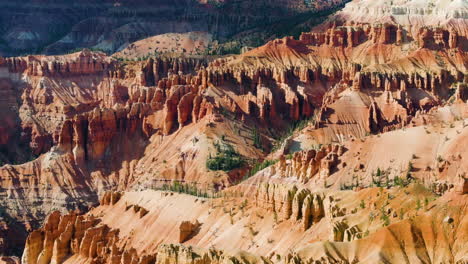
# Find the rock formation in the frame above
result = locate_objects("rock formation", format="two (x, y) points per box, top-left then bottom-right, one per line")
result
(179, 220), (200, 243)
(21, 211), (156, 264)
(274, 145), (345, 182)
(4, 50), (113, 77)
(0, 0), (467, 260)
(19, 187), (468, 264)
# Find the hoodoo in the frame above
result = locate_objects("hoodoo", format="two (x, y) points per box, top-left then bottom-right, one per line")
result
(0, 0), (466, 263)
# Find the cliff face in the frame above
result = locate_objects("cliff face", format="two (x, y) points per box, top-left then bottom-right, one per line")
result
(329, 0), (468, 37)
(3, 14), (463, 165)
(202, 21), (466, 139)
(0, 51), (214, 160)
(0, 0), (467, 259)
(21, 192), (155, 264)
(1, 13), (467, 254)
(4, 50), (113, 77)
(0, 51), (209, 254)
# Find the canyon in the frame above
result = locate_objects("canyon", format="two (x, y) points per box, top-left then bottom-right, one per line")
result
(0, 0), (346, 57)
(0, 0), (467, 263)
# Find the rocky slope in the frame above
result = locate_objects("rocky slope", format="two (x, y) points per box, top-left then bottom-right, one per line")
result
(0, 0), (467, 261)
(21, 181), (468, 263)
(113, 32), (214, 59)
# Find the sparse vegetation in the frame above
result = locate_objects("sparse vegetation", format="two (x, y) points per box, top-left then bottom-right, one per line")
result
(207, 142), (245, 171)
(393, 176), (404, 187)
(244, 159), (278, 180)
(272, 116), (314, 151)
(416, 199), (422, 211)
(252, 127), (262, 149)
(406, 161), (414, 179)
(370, 167), (411, 189)
(69, 47), (107, 54)
(240, 199), (248, 210)
(380, 207), (390, 226)
(157, 181), (219, 198)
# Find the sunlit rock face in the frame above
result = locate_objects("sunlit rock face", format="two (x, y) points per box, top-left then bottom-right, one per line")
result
(0, 0), (467, 261)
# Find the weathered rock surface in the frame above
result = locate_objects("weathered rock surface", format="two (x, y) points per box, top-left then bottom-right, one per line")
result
(21, 211), (156, 264)
(1, 0), (467, 259)
(4, 50), (113, 77)
(274, 145), (345, 182)
(329, 0), (468, 38)
(179, 220), (200, 243)
(20, 188), (468, 264)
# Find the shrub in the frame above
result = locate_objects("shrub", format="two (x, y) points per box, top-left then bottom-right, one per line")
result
(360, 200), (365, 209)
(380, 207), (390, 226)
(376, 168), (382, 177)
(416, 199), (422, 211)
(393, 176), (403, 187)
